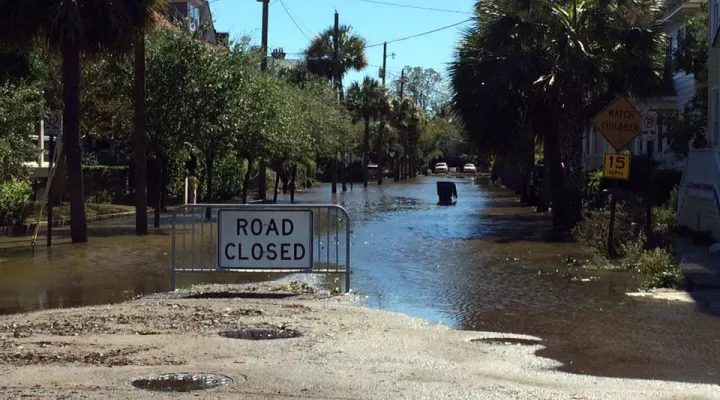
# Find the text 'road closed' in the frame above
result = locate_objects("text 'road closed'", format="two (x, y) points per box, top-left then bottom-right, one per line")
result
(217, 209), (313, 270)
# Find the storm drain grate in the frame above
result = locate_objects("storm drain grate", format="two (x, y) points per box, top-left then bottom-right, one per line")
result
(131, 373), (232, 392)
(219, 328), (301, 340)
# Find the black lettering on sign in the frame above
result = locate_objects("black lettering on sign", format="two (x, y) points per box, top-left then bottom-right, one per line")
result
(237, 243), (249, 260)
(251, 219), (263, 235)
(294, 244), (305, 259)
(252, 243), (263, 260)
(281, 243), (291, 260)
(236, 219), (248, 235)
(267, 219), (279, 236)
(282, 219), (294, 235)
(267, 243), (277, 260)
(225, 243), (236, 260)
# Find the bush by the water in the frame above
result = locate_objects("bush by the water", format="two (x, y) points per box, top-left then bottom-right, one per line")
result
(619, 239), (684, 290)
(0, 179), (32, 227)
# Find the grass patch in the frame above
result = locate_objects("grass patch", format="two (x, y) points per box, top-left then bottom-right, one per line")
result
(31, 203), (136, 222)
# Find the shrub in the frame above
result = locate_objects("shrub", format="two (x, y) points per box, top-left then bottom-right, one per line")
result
(82, 166), (129, 204)
(0, 179), (32, 226)
(573, 204), (636, 259)
(213, 154), (247, 201)
(619, 239), (684, 290)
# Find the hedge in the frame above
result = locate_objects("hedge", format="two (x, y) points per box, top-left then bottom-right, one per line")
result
(81, 165), (130, 204)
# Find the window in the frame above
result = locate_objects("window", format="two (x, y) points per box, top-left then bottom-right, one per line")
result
(189, 5), (200, 30)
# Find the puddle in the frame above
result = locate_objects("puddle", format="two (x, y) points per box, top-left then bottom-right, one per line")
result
(472, 338), (543, 346)
(131, 373), (232, 392)
(219, 327), (301, 340)
(186, 292), (297, 300)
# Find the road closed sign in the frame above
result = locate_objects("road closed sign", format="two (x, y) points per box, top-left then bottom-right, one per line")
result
(217, 209), (314, 270)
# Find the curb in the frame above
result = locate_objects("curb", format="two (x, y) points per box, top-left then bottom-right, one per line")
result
(0, 210), (153, 237)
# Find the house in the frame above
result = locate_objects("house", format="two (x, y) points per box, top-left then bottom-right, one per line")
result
(166, 0), (217, 44)
(676, 0), (720, 239)
(583, 0), (705, 171)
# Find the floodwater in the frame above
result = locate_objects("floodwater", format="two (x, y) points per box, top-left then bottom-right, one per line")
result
(1, 175), (720, 384)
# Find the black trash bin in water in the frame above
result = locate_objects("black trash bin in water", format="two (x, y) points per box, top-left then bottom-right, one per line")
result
(437, 181), (457, 205)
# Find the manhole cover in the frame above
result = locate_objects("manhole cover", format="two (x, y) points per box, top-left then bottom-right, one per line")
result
(471, 338), (542, 346)
(219, 328), (301, 340)
(131, 373), (232, 392)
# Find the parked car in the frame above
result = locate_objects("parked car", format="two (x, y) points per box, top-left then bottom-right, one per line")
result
(434, 162), (449, 174)
(463, 163), (477, 173)
(525, 159), (567, 207)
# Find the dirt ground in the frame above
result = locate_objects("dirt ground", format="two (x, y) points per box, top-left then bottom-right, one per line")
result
(0, 282), (718, 400)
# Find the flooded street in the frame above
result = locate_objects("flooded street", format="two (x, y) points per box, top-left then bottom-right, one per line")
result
(1, 176), (720, 384)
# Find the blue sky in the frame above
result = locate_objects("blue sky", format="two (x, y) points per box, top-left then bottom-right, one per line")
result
(210, 0), (475, 86)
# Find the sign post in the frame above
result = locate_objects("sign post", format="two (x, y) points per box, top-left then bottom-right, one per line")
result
(592, 97), (642, 257)
(43, 111), (62, 248)
(642, 112), (658, 246)
(217, 209), (314, 270)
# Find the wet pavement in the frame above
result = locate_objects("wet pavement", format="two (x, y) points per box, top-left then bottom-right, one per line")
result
(1, 175), (720, 384)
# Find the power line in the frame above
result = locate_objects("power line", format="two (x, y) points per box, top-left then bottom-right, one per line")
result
(350, 0), (472, 14)
(366, 19), (472, 48)
(278, 0), (312, 40)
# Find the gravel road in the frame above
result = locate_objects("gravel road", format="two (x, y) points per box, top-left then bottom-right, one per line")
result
(0, 282), (718, 400)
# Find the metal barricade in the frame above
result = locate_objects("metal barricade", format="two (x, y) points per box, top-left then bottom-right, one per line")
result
(170, 204), (351, 292)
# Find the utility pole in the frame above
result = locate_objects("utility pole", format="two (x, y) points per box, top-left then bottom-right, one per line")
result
(257, 0), (269, 200)
(331, 11), (340, 194)
(399, 68), (405, 98)
(377, 42), (388, 185)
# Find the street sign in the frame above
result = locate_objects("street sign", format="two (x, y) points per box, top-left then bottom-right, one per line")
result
(217, 209), (313, 270)
(641, 112), (658, 141)
(592, 97), (642, 151)
(43, 112), (62, 137)
(603, 153), (631, 180)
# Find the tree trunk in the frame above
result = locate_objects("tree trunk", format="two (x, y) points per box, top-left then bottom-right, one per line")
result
(290, 164), (297, 203)
(133, 30), (148, 235)
(242, 157), (252, 204)
(363, 117), (370, 188)
(410, 148), (416, 178)
(273, 170), (280, 203)
(559, 119), (586, 228)
(393, 156), (399, 182)
(377, 123), (384, 185)
(154, 153), (162, 228)
(331, 156), (338, 193)
(61, 43), (87, 243)
(545, 128), (567, 230)
(205, 156), (214, 219)
(341, 154), (347, 192)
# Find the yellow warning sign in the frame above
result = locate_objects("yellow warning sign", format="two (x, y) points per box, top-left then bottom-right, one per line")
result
(592, 97), (642, 151)
(603, 153), (631, 180)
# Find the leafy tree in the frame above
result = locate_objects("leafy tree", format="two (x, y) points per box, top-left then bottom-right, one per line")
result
(305, 25), (368, 98)
(0, 0), (163, 243)
(391, 66), (449, 115)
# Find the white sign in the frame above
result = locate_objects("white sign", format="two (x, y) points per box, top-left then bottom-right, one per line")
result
(217, 209), (313, 270)
(642, 112), (658, 141)
(43, 111), (62, 137)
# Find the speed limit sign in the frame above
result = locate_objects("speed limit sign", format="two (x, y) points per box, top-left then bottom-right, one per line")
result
(43, 111), (62, 137)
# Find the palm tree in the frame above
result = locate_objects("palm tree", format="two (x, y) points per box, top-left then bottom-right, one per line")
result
(450, 0), (667, 230)
(305, 25), (368, 98)
(1, 1), (162, 243)
(346, 77), (389, 187)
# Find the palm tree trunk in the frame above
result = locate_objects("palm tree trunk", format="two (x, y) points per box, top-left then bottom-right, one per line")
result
(62, 43), (87, 243)
(134, 30), (148, 235)
(545, 128), (567, 230)
(154, 153), (162, 228)
(363, 117), (370, 188)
